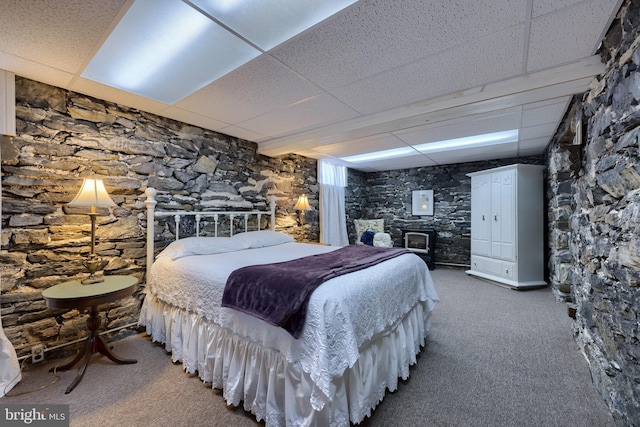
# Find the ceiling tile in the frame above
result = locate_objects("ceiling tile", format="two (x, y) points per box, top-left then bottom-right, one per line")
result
(357, 153), (437, 171)
(426, 142), (519, 164)
(330, 25), (525, 114)
(526, 0), (620, 71)
(0, 0), (126, 74)
(175, 55), (324, 124)
(163, 107), (232, 133)
(520, 122), (558, 140)
(312, 133), (407, 157)
(272, 0), (526, 90)
(241, 94), (359, 138)
(521, 98), (570, 127)
(518, 137), (551, 155)
(0, 52), (75, 89)
(217, 125), (269, 142)
(394, 108), (522, 145)
(531, 0), (584, 17)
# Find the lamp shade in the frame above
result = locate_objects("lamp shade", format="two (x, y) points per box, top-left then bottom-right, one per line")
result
(68, 179), (117, 210)
(293, 194), (311, 210)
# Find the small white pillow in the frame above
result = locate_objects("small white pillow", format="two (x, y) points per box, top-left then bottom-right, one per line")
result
(231, 230), (294, 248)
(373, 232), (393, 248)
(157, 237), (249, 260)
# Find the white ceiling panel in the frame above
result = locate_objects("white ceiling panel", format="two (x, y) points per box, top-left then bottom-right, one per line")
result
(521, 98), (571, 127)
(520, 122), (560, 140)
(0, 52), (75, 90)
(241, 93), (359, 138)
(519, 136), (551, 148)
(518, 137), (552, 155)
(271, 0), (526, 90)
(394, 108), (522, 146)
(330, 24), (525, 114)
(313, 133), (407, 157)
(356, 153), (437, 172)
(532, 0), (584, 17)
(0, 1), (127, 74)
(163, 107), (231, 133)
(526, 0), (621, 71)
(427, 142), (520, 165)
(0, 0), (622, 171)
(217, 125), (268, 143)
(176, 55), (324, 124)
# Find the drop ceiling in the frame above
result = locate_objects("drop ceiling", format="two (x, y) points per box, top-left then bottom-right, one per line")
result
(0, 0), (623, 171)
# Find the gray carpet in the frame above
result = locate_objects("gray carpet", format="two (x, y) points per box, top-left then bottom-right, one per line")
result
(2, 268), (614, 426)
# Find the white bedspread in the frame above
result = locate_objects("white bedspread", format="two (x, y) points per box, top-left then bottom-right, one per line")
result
(144, 242), (439, 416)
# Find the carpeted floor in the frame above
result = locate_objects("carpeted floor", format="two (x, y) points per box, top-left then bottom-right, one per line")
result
(2, 268), (615, 426)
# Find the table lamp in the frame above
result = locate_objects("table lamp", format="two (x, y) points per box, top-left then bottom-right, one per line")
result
(68, 178), (117, 284)
(294, 194), (311, 225)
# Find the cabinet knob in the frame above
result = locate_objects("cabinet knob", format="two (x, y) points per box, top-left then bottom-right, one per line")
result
(494, 215), (498, 221)
(482, 215), (485, 221)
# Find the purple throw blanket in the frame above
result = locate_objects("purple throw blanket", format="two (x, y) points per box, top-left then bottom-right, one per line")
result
(221, 245), (411, 338)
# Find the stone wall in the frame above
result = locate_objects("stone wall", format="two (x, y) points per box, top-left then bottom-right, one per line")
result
(345, 156), (545, 266)
(0, 77), (319, 359)
(546, 0), (640, 424)
(545, 97), (583, 301)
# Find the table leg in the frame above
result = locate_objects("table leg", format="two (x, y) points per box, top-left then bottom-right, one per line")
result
(51, 305), (137, 394)
(52, 338), (90, 372)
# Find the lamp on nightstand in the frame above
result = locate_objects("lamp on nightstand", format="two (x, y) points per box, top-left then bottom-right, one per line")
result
(68, 178), (117, 284)
(294, 194), (311, 225)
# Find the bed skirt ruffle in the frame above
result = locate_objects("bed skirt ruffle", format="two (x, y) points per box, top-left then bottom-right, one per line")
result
(139, 294), (432, 426)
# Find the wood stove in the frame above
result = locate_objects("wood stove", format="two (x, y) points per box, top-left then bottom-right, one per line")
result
(401, 229), (436, 270)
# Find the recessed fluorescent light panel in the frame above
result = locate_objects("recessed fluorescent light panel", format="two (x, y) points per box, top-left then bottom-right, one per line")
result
(415, 129), (519, 153)
(83, 0), (260, 104)
(189, 0), (357, 51)
(340, 130), (519, 163)
(82, 0), (356, 104)
(340, 146), (417, 163)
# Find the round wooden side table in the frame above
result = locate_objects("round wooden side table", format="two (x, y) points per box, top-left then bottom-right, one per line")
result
(42, 275), (138, 394)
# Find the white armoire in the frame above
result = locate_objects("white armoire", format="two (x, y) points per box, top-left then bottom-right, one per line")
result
(466, 164), (547, 289)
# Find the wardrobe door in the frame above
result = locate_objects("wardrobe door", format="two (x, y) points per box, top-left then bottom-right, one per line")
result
(498, 169), (515, 261)
(470, 173), (491, 256)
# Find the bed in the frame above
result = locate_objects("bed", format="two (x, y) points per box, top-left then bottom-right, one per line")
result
(138, 188), (439, 426)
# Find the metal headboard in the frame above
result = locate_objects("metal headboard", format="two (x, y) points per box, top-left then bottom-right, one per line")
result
(144, 187), (276, 281)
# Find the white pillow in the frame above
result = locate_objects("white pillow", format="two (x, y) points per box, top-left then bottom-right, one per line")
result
(157, 237), (249, 260)
(231, 230), (294, 248)
(373, 232), (393, 248)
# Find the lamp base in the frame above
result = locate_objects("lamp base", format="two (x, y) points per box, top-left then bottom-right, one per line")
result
(82, 255), (108, 285)
(81, 272), (105, 285)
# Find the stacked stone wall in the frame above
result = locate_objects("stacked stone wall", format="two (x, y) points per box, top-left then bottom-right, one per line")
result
(546, 0), (640, 424)
(345, 157), (544, 266)
(545, 98), (582, 301)
(1, 78), (318, 359)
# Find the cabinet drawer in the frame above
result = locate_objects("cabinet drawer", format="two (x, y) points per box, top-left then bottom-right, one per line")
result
(471, 255), (503, 276)
(501, 262), (516, 279)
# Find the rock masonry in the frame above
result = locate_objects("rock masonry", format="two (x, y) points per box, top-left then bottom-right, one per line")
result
(345, 157), (544, 266)
(546, 0), (640, 423)
(1, 77), (318, 358)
